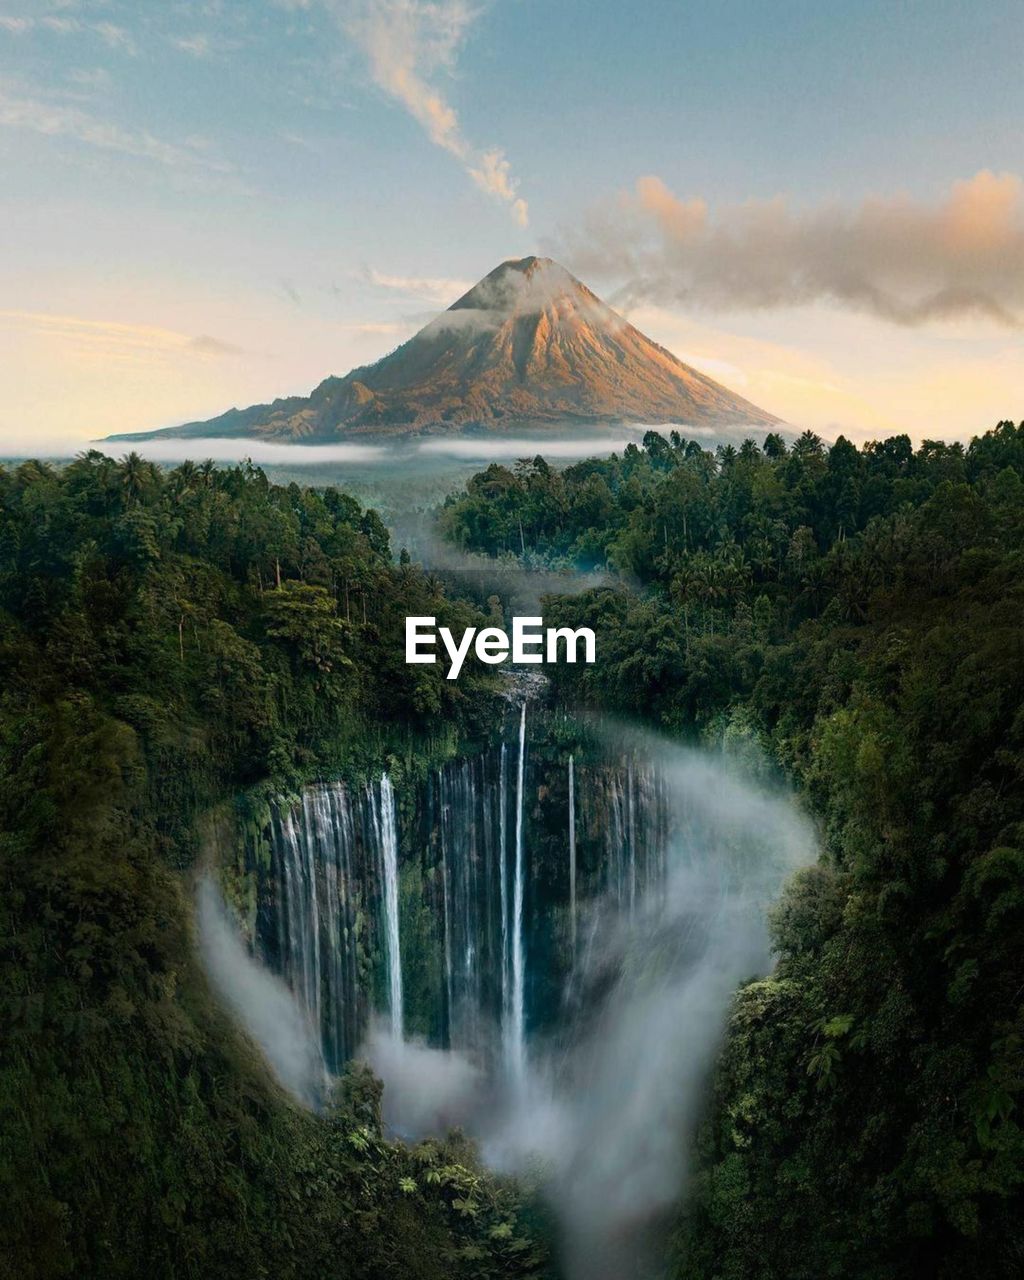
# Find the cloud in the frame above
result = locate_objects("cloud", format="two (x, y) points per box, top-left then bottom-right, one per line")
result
(365, 267), (472, 305)
(416, 431), (672, 459)
(94, 21), (136, 54)
(10, 13), (137, 47)
(468, 147), (514, 198)
(0, 86), (232, 171)
(187, 333), (244, 357)
(42, 16), (81, 35)
(196, 878), (326, 1108)
(33, 15), (139, 48)
(88, 439), (389, 464)
(0, 310), (245, 361)
(335, 0), (528, 225)
(552, 170), (1024, 327)
(360, 1018), (483, 1140)
(171, 33), (211, 57)
(415, 257), (614, 337)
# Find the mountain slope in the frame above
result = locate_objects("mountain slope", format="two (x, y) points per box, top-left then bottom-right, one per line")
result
(108, 257), (779, 442)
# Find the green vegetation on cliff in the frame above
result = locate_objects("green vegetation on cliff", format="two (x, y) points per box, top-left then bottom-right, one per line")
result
(6, 420), (1024, 1280)
(0, 452), (549, 1280)
(441, 422), (1024, 1278)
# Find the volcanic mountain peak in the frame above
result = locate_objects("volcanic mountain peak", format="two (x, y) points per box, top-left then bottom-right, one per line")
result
(106, 257), (780, 443)
(449, 255), (597, 314)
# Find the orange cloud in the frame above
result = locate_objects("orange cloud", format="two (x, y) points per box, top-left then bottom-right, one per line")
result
(556, 170), (1024, 327)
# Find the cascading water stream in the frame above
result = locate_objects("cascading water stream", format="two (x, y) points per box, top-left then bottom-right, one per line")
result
(627, 762), (637, 915)
(267, 776), (408, 1070)
(439, 769), (454, 1041)
(507, 700), (528, 1086)
(248, 712), (807, 1125)
(498, 743), (509, 1033)
(378, 773), (403, 1039)
(257, 723), (676, 1079)
(438, 759), (492, 1052)
(568, 754), (577, 954)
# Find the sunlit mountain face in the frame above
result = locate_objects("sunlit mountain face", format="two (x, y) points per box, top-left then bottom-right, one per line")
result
(106, 256), (779, 444)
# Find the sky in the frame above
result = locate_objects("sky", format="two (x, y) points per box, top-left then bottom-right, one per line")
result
(1, 0), (1022, 450)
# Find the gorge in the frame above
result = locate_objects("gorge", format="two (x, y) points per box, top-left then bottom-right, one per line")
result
(204, 701), (817, 1277)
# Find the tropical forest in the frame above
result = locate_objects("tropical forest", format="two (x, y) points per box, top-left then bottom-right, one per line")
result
(2, 422), (1022, 1279)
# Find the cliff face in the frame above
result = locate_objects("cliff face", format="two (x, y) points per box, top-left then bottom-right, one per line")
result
(109, 256), (779, 441)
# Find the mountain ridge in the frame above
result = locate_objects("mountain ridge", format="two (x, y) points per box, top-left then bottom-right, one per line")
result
(105, 257), (780, 442)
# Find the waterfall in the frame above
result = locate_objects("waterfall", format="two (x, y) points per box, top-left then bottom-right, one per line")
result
(317, 787), (344, 1064)
(627, 762), (637, 915)
(507, 700), (528, 1084)
(217, 718), (819, 1280)
(498, 743), (509, 1031)
(217, 727), (818, 1280)
(251, 717), (676, 1082)
(439, 760), (490, 1051)
(439, 768), (453, 1041)
(605, 771), (625, 905)
(568, 754), (577, 953)
(271, 783), (361, 1070)
(378, 773), (403, 1039)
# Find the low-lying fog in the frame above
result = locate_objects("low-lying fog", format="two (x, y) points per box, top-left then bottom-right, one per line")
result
(0, 421), (729, 468)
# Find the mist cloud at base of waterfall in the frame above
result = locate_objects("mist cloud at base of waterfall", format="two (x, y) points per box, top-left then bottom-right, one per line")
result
(483, 734), (816, 1279)
(491, 742), (814, 1280)
(196, 877), (325, 1109)
(359, 1018), (485, 1140)
(197, 727), (816, 1280)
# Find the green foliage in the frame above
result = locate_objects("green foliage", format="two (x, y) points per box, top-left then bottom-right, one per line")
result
(444, 421), (1024, 1278)
(0, 454), (549, 1279)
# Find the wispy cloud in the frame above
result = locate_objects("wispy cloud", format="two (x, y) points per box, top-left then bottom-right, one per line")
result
(94, 22), (136, 55)
(0, 85), (232, 171)
(468, 147), (528, 226)
(4, 14), (136, 46)
(0, 12), (141, 50)
(553, 170), (1024, 327)
(10, 13), (136, 47)
(171, 33), (211, 58)
(188, 333), (245, 357)
(334, 1), (528, 226)
(0, 310), (245, 362)
(365, 266), (471, 305)
(42, 16), (81, 35)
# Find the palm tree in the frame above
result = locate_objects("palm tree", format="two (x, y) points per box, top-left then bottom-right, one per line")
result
(118, 452), (155, 506)
(172, 459), (199, 495)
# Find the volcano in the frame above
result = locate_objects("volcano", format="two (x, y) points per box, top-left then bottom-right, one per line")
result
(107, 257), (779, 442)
